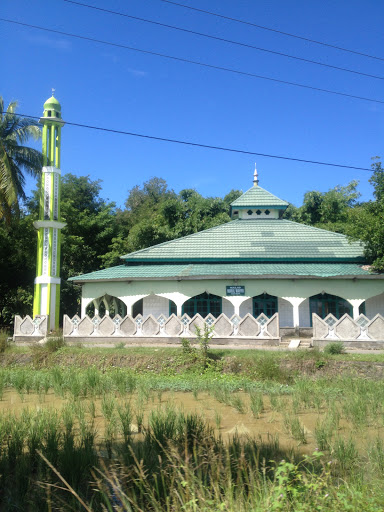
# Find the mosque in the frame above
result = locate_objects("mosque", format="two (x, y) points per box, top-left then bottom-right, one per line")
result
(69, 168), (384, 336)
(15, 94), (384, 342)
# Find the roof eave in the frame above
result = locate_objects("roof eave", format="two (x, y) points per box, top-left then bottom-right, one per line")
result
(70, 272), (381, 284)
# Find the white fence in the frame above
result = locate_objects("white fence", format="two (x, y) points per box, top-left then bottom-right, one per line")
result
(63, 312), (280, 340)
(312, 313), (384, 342)
(13, 312), (280, 344)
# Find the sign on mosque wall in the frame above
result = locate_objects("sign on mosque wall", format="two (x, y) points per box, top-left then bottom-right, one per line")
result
(226, 286), (245, 296)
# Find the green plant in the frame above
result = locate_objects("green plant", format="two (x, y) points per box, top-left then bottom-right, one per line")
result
(324, 342), (345, 355)
(180, 337), (196, 356)
(231, 394), (246, 414)
(44, 335), (66, 352)
(214, 409), (222, 429)
(195, 324), (214, 369)
(283, 413), (307, 444)
(0, 329), (10, 353)
(249, 392), (264, 417)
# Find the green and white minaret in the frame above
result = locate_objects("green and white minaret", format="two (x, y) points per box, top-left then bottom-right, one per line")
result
(32, 91), (66, 330)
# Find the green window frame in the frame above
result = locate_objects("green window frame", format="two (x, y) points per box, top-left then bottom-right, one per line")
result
(182, 292), (222, 318)
(132, 298), (143, 318)
(252, 293), (278, 318)
(169, 300), (177, 316)
(309, 293), (354, 325)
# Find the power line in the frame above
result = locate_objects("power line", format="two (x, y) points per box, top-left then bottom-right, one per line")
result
(1, 17), (384, 106)
(63, 0), (384, 81)
(9, 112), (373, 172)
(153, 0), (384, 63)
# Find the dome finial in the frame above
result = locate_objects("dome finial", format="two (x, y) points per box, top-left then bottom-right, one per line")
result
(51, 88), (56, 97)
(253, 163), (259, 186)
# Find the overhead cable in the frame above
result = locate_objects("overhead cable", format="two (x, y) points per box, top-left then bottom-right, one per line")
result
(152, 0), (384, 62)
(9, 112), (373, 172)
(63, 0), (384, 81)
(1, 18), (384, 106)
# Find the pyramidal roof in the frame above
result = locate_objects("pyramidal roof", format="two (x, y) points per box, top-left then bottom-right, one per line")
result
(120, 219), (364, 263)
(231, 184), (289, 209)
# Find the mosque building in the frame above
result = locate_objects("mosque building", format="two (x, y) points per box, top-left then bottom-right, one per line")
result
(69, 168), (384, 335)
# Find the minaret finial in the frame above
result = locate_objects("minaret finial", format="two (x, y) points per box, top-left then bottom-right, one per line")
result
(52, 88), (56, 97)
(253, 163), (259, 186)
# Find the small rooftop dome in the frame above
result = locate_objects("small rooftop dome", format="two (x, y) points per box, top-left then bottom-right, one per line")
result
(44, 96), (61, 111)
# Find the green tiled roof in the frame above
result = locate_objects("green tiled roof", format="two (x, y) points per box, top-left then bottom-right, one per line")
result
(231, 185), (289, 208)
(69, 263), (375, 282)
(120, 219), (364, 263)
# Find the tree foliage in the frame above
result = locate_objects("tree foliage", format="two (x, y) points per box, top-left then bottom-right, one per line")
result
(347, 158), (384, 271)
(0, 98), (43, 221)
(101, 177), (241, 267)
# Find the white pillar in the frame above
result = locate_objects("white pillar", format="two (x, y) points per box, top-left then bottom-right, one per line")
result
(157, 292), (191, 317)
(119, 296), (146, 316)
(93, 298), (100, 316)
(281, 297), (306, 331)
(348, 299), (365, 319)
(81, 297), (94, 318)
(102, 296), (110, 316)
(224, 296), (249, 316)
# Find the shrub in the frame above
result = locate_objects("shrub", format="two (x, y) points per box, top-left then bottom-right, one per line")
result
(324, 342), (345, 355)
(44, 336), (66, 353)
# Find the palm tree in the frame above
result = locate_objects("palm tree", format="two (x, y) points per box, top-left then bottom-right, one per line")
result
(0, 97), (43, 219)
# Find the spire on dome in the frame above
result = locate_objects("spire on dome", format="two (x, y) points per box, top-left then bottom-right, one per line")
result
(253, 163), (259, 186)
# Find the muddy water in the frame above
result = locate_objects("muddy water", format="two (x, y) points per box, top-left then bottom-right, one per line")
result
(1, 390), (383, 455)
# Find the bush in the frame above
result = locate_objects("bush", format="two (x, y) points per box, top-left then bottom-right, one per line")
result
(44, 336), (66, 353)
(324, 341), (345, 355)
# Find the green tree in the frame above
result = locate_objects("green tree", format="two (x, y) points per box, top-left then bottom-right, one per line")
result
(59, 174), (118, 316)
(26, 173), (119, 318)
(0, 98), (42, 220)
(102, 178), (242, 266)
(0, 213), (36, 328)
(290, 181), (360, 234)
(347, 158), (384, 271)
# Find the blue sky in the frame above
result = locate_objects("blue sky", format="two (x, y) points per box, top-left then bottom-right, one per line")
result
(2, 0), (384, 208)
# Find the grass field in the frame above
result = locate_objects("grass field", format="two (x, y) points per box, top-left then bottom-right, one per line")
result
(1, 340), (384, 510)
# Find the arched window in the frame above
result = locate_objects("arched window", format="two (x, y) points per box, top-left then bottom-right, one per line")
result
(169, 300), (177, 316)
(309, 293), (352, 321)
(182, 292), (222, 318)
(132, 298), (143, 318)
(86, 295), (126, 318)
(252, 293), (278, 318)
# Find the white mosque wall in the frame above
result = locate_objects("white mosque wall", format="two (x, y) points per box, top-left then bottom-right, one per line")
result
(239, 298), (252, 317)
(81, 278), (384, 324)
(365, 293), (384, 319)
(299, 298), (311, 327)
(222, 298), (235, 317)
(277, 298), (293, 327)
(143, 295), (170, 317)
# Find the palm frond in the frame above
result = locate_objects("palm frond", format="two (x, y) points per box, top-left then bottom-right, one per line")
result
(0, 97), (44, 220)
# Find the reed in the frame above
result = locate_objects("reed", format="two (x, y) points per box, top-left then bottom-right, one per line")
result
(249, 392), (264, 418)
(283, 413), (307, 444)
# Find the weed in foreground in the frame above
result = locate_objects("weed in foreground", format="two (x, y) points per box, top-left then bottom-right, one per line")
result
(249, 392), (264, 418)
(283, 413), (307, 444)
(324, 342), (345, 355)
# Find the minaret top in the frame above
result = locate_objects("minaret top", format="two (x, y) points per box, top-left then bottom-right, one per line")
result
(40, 92), (64, 125)
(42, 91), (62, 119)
(253, 163), (259, 186)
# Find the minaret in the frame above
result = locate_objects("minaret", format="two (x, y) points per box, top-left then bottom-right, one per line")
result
(32, 91), (66, 331)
